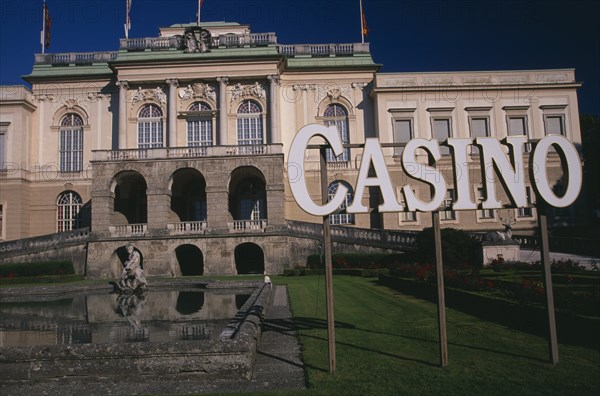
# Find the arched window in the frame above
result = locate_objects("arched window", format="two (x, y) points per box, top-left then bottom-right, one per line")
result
(137, 104), (163, 148)
(328, 181), (354, 225)
(323, 104), (350, 162)
(187, 102), (213, 147)
(237, 100), (263, 146)
(57, 191), (83, 232)
(60, 113), (84, 172)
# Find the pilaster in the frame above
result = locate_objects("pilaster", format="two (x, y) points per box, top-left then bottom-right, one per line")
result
(166, 78), (179, 147)
(116, 80), (129, 149)
(217, 77), (229, 145)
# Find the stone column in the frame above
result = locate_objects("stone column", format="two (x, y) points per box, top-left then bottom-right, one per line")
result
(217, 77), (228, 146)
(267, 75), (280, 144)
(205, 186), (231, 232)
(116, 80), (129, 149)
(90, 191), (114, 236)
(266, 184), (286, 229)
(166, 78), (179, 147)
(146, 187), (172, 235)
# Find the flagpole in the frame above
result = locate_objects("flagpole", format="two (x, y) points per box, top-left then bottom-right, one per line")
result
(41, 0), (46, 54)
(124, 0), (128, 39)
(359, 0), (364, 44)
(197, 0), (201, 26)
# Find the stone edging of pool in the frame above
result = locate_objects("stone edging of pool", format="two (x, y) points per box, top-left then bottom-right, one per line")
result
(0, 279), (271, 383)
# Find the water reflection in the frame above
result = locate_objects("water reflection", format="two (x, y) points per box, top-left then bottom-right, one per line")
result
(176, 291), (204, 315)
(0, 289), (255, 347)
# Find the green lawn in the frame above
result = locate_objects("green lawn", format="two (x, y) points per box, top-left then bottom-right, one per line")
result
(274, 275), (599, 395)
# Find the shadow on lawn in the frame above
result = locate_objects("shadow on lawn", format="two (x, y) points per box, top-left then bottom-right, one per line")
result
(269, 316), (438, 368)
(377, 277), (600, 350)
(272, 315), (548, 364)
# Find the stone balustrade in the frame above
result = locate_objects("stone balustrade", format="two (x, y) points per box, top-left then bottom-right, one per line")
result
(108, 224), (147, 237)
(92, 144), (283, 162)
(34, 52), (118, 64)
(0, 228), (90, 258)
(167, 221), (207, 235)
(34, 37), (367, 65)
(286, 220), (419, 250)
(228, 220), (268, 233)
(277, 43), (370, 57)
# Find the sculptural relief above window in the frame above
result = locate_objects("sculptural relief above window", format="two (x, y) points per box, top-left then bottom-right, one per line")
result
(178, 83), (216, 103)
(131, 87), (167, 107)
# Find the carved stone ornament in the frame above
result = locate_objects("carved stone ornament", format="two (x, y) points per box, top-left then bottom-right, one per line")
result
(178, 82), (216, 102)
(65, 98), (78, 109)
(131, 87), (167, 106)
(87, 92), (105, 101)
(181, 27), (211, 53)
(229, 82), (267, 103)
(33, 94), (56, 102)
(316, 84), (353, 104)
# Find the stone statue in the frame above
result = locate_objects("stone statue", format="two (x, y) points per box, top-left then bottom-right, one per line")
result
(251, 82), (266, 100)
(182, 27), (211, 53)
(485, 216), (514, 243)
(117, 244), (148, 291)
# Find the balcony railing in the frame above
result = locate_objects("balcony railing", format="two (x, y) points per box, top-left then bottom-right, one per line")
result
(167, 221), (207, 235)
(108, 224), (147, 237)
(92, 144), (283, 161)
(33, 38), (368, 66)
(119, 33), (277, 51)
(34, 52), (118, 64)
(228, 220), (267, 233)
(277, 43), (370, 57)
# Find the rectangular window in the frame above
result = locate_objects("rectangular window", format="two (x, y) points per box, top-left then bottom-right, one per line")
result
(517, 186), (534, 218)
(0, 203), (4, 240)
(440, 189), (456, 221)
(477, 187), (494, 219)
(59, 128), (83, 172)
(187, 119), (212, 146)
(138, 121), (163, 148)
(393, 119), (413, 156)
(432, 118), (451, 155)
(325, 119), (350, 162)
(470, 117), (489, 155)
(507, 116), (531, 152)
(0, 130), (6, 170)
(545, 115), (565, 136)
(399, 191), (417, 223)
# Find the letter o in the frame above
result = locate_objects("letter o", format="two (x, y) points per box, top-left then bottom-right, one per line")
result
(532, 136), (582, 208)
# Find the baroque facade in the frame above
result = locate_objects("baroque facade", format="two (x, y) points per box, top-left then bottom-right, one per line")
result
(0, 22), (582, 275)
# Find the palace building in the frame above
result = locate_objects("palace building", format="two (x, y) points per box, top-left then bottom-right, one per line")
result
(0, 21), (582, 275)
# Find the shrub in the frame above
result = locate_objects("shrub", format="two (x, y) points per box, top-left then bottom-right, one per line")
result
(0, 261), (75, 278)
(416, 227), (479, 269)
(306, 253), (408, 270)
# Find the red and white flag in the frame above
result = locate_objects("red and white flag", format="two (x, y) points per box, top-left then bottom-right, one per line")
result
(125, 0), (132, 38)
(41, 1), (51, 52)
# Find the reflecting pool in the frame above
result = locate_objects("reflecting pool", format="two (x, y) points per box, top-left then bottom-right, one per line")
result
(0, 289), (252, 347)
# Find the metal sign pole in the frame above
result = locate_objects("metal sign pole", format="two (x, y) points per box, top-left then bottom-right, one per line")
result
(432, 210), (448, 367)
(537, 202), (559, 364)
(320, 147), (336, 373)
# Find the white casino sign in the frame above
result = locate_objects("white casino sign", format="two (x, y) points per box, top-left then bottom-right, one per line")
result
(288, 124), (582, 216)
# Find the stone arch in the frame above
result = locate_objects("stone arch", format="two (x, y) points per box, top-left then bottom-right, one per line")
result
(228, 166), (267, 221)
(169, 168), (207, 222)
(317, 96), (354, 118)
(234, 242), (265, 275)
(52, 105), (90, 127)
(175, 244), (204, 276)
(111, 170), (148, 224)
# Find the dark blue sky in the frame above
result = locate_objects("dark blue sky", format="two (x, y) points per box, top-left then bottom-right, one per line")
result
(1, 0), (598, 115)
